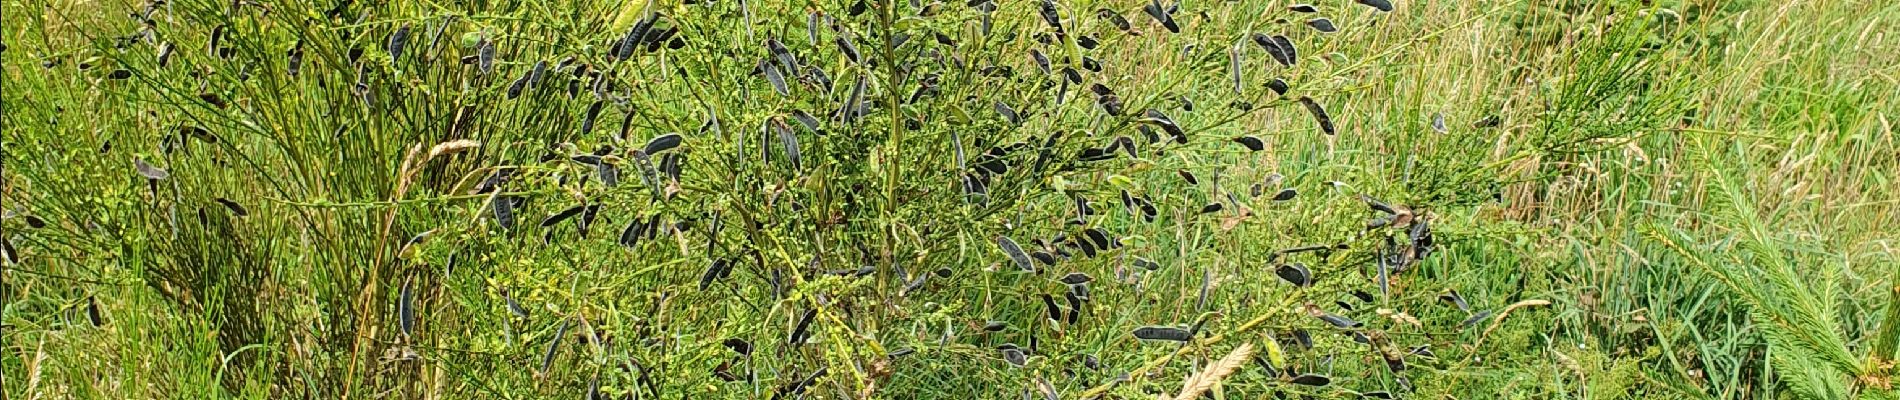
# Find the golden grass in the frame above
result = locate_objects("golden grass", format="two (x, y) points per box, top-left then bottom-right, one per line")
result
(1173, 342), (1254, 400)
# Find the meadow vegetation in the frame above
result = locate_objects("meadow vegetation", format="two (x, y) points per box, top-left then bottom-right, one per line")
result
(2, 0), (1897, 398)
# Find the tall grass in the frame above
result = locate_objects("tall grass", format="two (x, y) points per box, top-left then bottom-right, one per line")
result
(2, 0), (1895, 398)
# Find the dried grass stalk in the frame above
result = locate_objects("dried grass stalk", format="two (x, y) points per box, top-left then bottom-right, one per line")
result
(1174, 342), (1254, 400)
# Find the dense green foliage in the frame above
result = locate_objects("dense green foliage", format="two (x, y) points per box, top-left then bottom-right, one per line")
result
(3, 0), (1896, 398)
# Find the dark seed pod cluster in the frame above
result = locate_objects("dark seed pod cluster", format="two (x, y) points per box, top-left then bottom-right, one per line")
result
(0, 0), (1486, 396)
